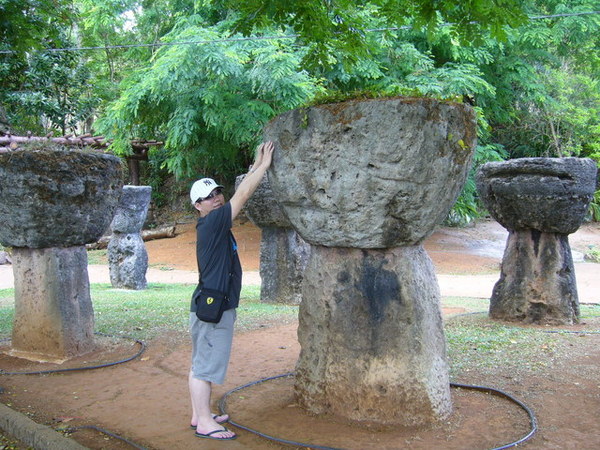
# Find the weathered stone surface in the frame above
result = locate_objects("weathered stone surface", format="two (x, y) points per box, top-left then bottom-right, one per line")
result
(0, 251), (11, 265)
(476, 157), (597, 233)
(108, 186), (150, 290)
(11, 246), (95, 361)
(234, 174), (290, 227)
(263, 97), (469, 425)
(477, 157), (597, 325)
(295, 245), (451, 426)
(264, 97), (477, 248)
(259, 227), (310, 304)
(490, 230), (580, 325)
(0, 148), (123, 248)
(108, 234), (148, 290)
(235, 173), (308, 304)
(110, 185), (152, 233)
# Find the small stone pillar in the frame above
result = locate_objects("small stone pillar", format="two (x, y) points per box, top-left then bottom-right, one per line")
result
(235, 174), (310, 304)
(476, 157), (597, 325)
(265, 97), (477, 425)
(0, 147), (122, 361)
(108, 185), (151, 290)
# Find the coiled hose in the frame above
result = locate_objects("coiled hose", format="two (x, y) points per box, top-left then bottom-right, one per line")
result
(218, 372), (538, 450)
(3, 318), (597, 449)
(0, 333), (148, 449)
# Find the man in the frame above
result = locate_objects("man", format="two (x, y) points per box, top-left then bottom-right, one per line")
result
(188, 141), (274, 440)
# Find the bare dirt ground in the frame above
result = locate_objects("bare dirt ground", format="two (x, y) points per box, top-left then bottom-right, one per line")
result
(1, 219), (599, 449)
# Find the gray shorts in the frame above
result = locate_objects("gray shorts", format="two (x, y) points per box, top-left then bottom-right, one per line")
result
(189, 309), (236, 384)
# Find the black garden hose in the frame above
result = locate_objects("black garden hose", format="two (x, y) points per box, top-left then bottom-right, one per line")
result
(0, 333), (146, 376)
(0, 333), (148, 449)
(218, 372), (538, 450)
(219, 312), (600, 449)
(219, 373), (341, 450)
(450, 381), (537, 450)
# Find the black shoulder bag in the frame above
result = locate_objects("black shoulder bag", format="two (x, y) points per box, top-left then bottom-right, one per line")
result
(193, 286), (229, 323)
(193, 235), (235, 323)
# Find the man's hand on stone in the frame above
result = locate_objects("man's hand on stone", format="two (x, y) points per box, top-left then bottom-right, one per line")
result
(260, 141), (274, 169)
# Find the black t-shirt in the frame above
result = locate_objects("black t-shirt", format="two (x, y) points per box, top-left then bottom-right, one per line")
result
(190, 202), (242, 312)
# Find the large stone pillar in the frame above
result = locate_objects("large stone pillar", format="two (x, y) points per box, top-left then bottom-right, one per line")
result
(108, 185), (151, 290)
(297, 246), (449, 425)
(0, 147), (123, 361)
(265, 97), (477, 425)
(235, 174), (310, 304)
(476, 157), (597, 325)
(11, 247), (94, 362)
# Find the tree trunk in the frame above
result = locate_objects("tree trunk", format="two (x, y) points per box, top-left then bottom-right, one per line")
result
(86, 226), (176, 250)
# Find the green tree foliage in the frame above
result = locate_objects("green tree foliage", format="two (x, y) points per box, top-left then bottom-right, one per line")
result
(496, 67), (600, 158)
(95, 1), (514, 184)
(75, 0), (205, 106)
(76, 0), (145, 104)
(477, 0), (600, 159)
(2, 0), (599, 221)
(220, 0), (528, 68)
(0, 0), (73, 54)
(95, 16), (322, 180)
(86, 1), (600, 222)
(6, 46), (99, 134)
(0, 0), (87, 133)
(476, 0), (600, 219)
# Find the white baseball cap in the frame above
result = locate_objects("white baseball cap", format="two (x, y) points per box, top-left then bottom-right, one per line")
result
(190, 178), (224, 204)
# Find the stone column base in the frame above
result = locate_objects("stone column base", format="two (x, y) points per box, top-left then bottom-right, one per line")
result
(295, 245), (451, 426)
(11, 246), (95, 361)
(490, 229), (580, 325)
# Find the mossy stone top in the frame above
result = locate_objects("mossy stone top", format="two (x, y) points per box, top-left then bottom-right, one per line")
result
(0, 147), (123, 248)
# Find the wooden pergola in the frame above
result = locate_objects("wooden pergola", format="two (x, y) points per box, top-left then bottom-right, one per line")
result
(0, 132), (163, 185)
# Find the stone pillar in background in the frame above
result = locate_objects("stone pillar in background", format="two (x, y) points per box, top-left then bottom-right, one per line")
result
(108, 185), (152, 290)
(476, 157), (597, 325)
(265, 97), (477, 425)
(259, 227), (309, 304)
(235, 174), (310, 304)
(0, 147), (122, 361)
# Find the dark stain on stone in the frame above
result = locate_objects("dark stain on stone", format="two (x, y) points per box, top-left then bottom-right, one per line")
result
(531, 229), (542, 256)
(380, 215), (410, 248)
(528, 302), (549, 323)
(357, 254), (401, 324)
(380, 193), (412, 246)
(337, 270), (351, 284)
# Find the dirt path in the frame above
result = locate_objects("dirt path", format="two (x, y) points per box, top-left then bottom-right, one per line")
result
(0, 219), (599, 449)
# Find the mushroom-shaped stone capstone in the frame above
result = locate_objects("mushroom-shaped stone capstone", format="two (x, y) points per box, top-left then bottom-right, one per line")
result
(0, 147), (123, 248)
(266, 97), (477, 248)
(476, 157), (598, 325)
(476, 157), (597, 233)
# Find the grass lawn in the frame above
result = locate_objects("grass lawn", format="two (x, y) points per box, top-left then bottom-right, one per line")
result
(0, 284), (298, 340)
(1, 285), (598, 379)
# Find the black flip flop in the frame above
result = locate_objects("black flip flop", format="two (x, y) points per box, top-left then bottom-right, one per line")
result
(195, 428), (237, 440)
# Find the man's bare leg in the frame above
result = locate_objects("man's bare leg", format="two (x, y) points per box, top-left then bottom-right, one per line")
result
(188, 371), (235, 438)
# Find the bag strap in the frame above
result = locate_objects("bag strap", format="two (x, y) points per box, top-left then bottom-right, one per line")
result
(198, 231), (237, 295)
(224, 233), (236, 298)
